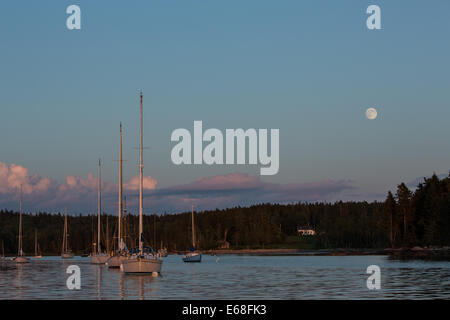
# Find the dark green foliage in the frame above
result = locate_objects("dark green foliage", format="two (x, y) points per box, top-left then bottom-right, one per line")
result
(0, 174), (449, 254)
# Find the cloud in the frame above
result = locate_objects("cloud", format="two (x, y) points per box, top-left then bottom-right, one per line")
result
(406, 171), (449, 189)
(0, 162), (355, 214)
(143, 173), (355, 213)
(0, 162), (53, 195)
(123, 175), (157, 191)
(0, 161), (157, 213)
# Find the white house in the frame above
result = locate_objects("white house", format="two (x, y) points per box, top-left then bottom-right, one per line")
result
(297, 226), (316, 236)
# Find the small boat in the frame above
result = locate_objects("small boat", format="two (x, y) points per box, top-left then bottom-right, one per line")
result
(183, 250), (202, 263)
(90, 159), (109, 264)
(61, 208), (73, 259)
(120, 92), (162, 274)
(183, 205), (202, 263)
(33, 229), (42, 258)
(15, 186), (28, 263)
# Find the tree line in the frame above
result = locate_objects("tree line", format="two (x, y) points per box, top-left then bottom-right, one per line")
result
(0, 173), (448, 255)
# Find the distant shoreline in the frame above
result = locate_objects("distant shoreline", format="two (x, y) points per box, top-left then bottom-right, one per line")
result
(180, 247), (450, 260)
(178, 248), (388, 256)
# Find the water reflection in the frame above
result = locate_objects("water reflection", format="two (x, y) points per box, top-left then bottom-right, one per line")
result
(97, 265), (102, 300)
(0, 255), (449, 299)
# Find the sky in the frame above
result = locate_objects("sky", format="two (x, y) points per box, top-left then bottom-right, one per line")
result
(0, 0), (449, 214)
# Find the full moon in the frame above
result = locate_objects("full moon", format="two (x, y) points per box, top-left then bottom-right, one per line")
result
(366, 107), (377, 120)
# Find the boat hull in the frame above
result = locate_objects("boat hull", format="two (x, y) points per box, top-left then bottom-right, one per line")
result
(182, 253), (202, 263)
(120, 257), (162, 274)
(107, 255), (127, 268)
(90, 254), (109, 264)
(15, 256), (28, 263)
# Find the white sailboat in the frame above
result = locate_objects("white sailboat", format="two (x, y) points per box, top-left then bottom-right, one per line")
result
(91, 159), (110, 264)
(183, 205), (202, 262)
(15, 186), (28, 263)
(33, 229), (42, 258)
(108, 123), (127, 268)
(120, 92), (162, 274)
(61, 208), (73, 259)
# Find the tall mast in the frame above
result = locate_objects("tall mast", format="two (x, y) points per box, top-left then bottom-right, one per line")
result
(64, 207), (68, 253)
(191, 204), (195, 249)
(62, 208), (66, 254)
(18, 185), (23, 256)
(35, 229), (38, 256)
(106, 215), (109, 254)
(139, 92), (144, 255)
(98, 158), (102, 255)
(118, 123), (123, 251)
(123, 195), (127, 249)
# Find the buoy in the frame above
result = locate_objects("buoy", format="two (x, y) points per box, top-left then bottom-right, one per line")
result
(152, 272), (159, 277)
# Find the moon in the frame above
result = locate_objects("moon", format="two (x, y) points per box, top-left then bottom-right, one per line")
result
(366, 107), (378, 120)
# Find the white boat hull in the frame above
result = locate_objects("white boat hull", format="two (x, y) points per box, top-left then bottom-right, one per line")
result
(107, 255), (127, 268)
(90, 254), (109, 264)
(183, 253), (202, 263)
(15, 256), (28, 263)
(120, 257), (162, 274)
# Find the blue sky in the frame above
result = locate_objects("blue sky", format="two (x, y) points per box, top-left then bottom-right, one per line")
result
(0, 1), (449, 213)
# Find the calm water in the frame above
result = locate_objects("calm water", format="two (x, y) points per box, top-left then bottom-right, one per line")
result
(0, 255), (449, 299)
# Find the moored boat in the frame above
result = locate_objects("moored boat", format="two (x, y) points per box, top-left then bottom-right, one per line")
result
(61, 208), (73, 259)
(90, 159), (110, 264)
(120, 92), (163, 274)
(107, 123), (127, 269)
(15, 186), (28, 263)
(182, 205), (202, 263)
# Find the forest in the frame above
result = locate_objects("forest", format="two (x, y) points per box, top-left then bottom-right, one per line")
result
(0, 174), (449, 255)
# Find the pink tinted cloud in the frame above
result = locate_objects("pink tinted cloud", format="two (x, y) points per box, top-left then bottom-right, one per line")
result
(0, 162), (355, 214)
(123, 175), (157, 191)
(0, 161), (157, 213)
(143, 173), (355, 213)
(0, 162), (53, 195)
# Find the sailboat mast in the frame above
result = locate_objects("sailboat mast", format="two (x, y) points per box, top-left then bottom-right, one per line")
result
(106, 215), (109, 254)
(98, 159), (102, 255)
(65, 208), (68, 253)
(118, 122), (123, 251)
(139, 92), (144, 255)
(18, 185), (23, 257)
(124, 196), (127, 249)
(191, 204), (195, 249)
(35, 229), (37, 256)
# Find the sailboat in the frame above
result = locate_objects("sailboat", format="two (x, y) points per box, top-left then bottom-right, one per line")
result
(120, 92), (162, 274)
(107, 123), (128, 268)
(33, 229), (42, 258)
(15, 186), (28, 263)
(158, 240), (168, 257)
(91, 159), (110, 264)
(61, 208), (73, 259)
(182, 205), (202, 262)
(2, 240), (6, 261)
